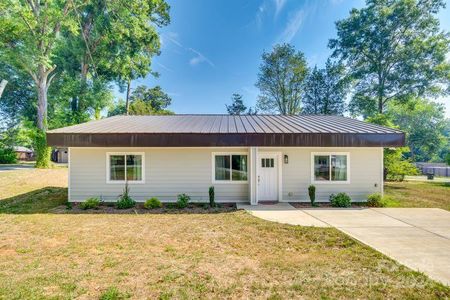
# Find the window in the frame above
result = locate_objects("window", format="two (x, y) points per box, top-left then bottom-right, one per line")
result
(312, 153), (349, 183)
(214, 154), (248, 182)
(261, 158), (274, 168)
(108, 153), (144, 183)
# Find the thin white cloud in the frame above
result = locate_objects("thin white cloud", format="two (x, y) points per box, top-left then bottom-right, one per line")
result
(156, 62), (173, 73)
(162, 32), (214, 68)
(255, 1), (268, 29)
(274, 0), (287, 19)
(279, 9), (305, 43)
(188, 48), (215, 67)
(255, 0), (287, 28)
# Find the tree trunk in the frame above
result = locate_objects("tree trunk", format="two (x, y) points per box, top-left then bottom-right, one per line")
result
(35, 72), (51, 168)
(0, 80), (7, 98)
(126, 79), (131, 115)
(37, 77), (48, 131)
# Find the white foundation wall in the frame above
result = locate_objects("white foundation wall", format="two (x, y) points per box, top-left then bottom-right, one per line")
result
(69, 147), (383, 203)
(69, 147), (249, 202)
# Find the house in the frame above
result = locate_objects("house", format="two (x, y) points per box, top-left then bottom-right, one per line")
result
(51, 147), (69, 163)
(13, 146), (34, 161)
(46, 115), (404, 204)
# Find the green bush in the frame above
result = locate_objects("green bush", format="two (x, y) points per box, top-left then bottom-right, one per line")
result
(144, 197), (162, 209)
(308, 185), (316, 207)
(80, 197), (100, 210)
(176, 193), (190, 209)
(0, 147), (17, 164)
(209, 186), (215, 207)
(330, 193), (351, 207)
(384, 148), (419, 181)
(116, 183), (135, 209)
(366, 193), (386, 207)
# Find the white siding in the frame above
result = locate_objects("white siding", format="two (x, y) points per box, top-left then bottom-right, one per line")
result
(69, 147), (249, 202)
(69, 147), (383, 203)
(260, 147), (383, 202)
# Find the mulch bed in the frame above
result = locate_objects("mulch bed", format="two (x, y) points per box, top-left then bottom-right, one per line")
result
(50, 203), (237, 214)
(289, 202), (368, 209)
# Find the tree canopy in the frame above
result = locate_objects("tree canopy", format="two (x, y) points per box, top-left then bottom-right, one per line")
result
(0, 0), (170, 167)
(256, 44), (308, 115)
(108, 85), (173, 116)
(226, 94), (247, 115)
(388, 97), (447, 161)
(329, 0), (450, 117)
(302, 59), (348, 115)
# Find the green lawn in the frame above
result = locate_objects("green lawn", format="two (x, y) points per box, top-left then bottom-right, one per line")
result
(385, 181), (450, 211)
(0, 168), (449, 299)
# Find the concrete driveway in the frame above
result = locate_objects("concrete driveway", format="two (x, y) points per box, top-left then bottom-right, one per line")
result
(238, 203), (450, 286)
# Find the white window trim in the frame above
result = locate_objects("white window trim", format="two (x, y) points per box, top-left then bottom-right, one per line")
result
(211, 152), (249, 184)
(310, 152), (350, 184)
(106, 152), (145, 184)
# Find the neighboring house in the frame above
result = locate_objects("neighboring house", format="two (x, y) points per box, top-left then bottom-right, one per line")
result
(51, 147), (69, 163)
(13, 146), (34, 161)
(47, 115), (404, 204)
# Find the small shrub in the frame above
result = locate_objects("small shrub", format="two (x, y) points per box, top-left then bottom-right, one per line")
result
(144, 197), (162, 209)
(176, 193), (190, 209)
(165, 203), (177, 209)
(330, 192), (351, 207)
(80, 197), (100, 210)
(66, 202), (73, 210)
(366, 193), (385, 207)
(209, 186), (215, 207)
(308, 185), (317, 207)
(0, 147), (17, 164)
(116, 183), (135, 209)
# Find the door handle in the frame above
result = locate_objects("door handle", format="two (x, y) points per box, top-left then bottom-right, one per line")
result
(258, 176), (260, 183)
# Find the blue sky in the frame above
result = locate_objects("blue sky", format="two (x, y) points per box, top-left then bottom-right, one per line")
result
(124, 0), (450, 117)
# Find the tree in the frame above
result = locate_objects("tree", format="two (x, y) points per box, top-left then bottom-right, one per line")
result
(256, 44), (308, 115)
(108, 85), (173, 116)
(329, 0), (450, 117)
(302, 59), (348, 115)
(388, 98), (447, 162)
(0, 63), (36, 129)
(226, 94), (247, 115)
(366, 114), (418, 180)
(0, 0), (77, 167)
(0, 80), (7, 98)
(56, 0), (170, 120)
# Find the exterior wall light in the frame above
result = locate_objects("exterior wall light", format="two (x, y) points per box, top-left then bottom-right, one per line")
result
(284, 154), (288, 164)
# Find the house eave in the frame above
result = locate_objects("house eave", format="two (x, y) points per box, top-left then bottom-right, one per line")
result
(47, 132), (405, 147)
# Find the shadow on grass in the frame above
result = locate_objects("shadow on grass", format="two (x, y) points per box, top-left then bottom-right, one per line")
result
(0, 187), (237, 215)
(0, 187), (68, 214)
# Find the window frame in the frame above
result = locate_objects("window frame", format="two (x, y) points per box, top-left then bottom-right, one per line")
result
(106, 152), (145, 184)
(310, 152), (350, 184)
(211, 152), (249, 184)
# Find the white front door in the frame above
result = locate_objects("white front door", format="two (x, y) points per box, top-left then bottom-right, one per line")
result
(258, 153), (279, 201)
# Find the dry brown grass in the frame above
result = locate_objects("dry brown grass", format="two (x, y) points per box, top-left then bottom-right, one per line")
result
(0, 168), (449, 298)
(0, 212), (448, 299)
(0, 168), (67, 200)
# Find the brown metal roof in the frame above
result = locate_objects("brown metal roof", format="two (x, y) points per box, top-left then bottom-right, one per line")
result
(48, 115), (402, 134)
(47, 115), (405, 147)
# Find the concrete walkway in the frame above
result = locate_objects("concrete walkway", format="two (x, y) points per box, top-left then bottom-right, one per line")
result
(239, 203), (450, 286)
(237, 203), (329, 227)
